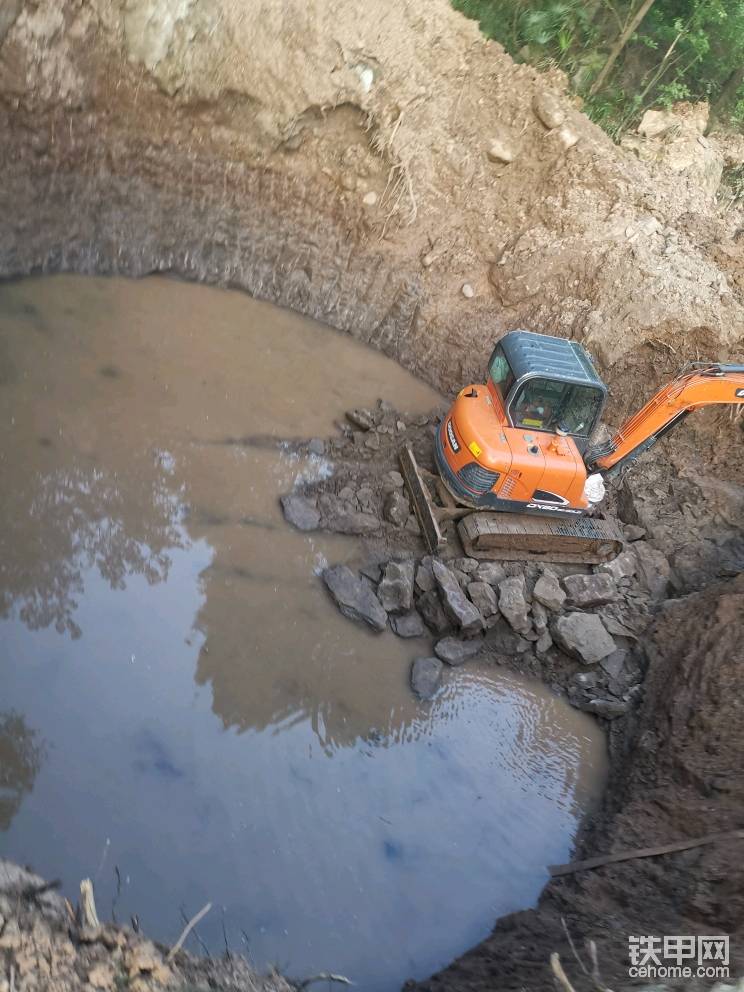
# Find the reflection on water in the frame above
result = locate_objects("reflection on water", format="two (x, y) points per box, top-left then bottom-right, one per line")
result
(0, 275), (607, 991)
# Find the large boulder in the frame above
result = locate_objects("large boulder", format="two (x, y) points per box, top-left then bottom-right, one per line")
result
(563, 573), (618, 608)
(322, 565), (387, 632)
(432, 560), (483, 636)
(634, 542), (671, 601)
(378, 560), (415, 613)
(552, 612), (616, 664)
(280, 493), (320, 531)
(597, 549), (637, 583)
(498, 574), (531, 634)
(533, 569), (566, 612)
(434, 636), (484, 666)
(411, 657), (443, 700)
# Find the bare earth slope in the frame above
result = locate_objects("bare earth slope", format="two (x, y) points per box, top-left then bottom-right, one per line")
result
(1, 3), (744, 990)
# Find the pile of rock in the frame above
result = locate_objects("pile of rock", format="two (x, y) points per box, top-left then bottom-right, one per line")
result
(323, 538), (667, 716)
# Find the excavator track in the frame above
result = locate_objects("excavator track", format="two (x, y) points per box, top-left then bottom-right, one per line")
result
(400, 444), (623, 565)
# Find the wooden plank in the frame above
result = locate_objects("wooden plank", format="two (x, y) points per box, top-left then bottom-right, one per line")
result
(399, 445), (444, 554)
(549, 830), (744, 878)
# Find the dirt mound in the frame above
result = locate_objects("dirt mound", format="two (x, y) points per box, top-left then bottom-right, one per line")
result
(1, 0), (743, 403)
(409, 574), (744, 991)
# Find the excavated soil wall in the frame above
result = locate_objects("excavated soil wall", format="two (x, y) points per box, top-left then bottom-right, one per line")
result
(2, 2), (744, 990)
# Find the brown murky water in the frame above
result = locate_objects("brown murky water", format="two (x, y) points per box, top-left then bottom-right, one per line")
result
(0, 275), (607, 990)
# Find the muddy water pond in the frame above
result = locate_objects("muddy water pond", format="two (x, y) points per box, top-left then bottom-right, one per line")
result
(0, 275), (607, 989)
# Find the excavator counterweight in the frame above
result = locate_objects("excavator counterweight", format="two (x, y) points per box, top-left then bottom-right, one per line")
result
(402, 331), (744, 564)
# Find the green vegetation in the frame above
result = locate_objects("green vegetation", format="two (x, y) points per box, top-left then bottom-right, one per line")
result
(452, 0), (744, 138)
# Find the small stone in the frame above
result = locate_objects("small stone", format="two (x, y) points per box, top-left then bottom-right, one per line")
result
(498, 574), (531, 634)
(411, 657), (443, 700)
(474, 561), (506, 586)
(597, 550), (637, 582)
(88, 964), (115, 990)
(363, 191), (378, 206)
(280, 493), (320, 531)
(453, 557), (479, 574)
(487, 134), (515, 163)
(461, 283), (475, 299)
(323, 565), (387, 631)
(378, 560), (415, 613)
(346, 408), (375, 430)
(319, 495), (380, 534)
(432, 559), (483, 636)
(405, 514), (421, 535)
(556, 125), (579, 150)
(422, 251), (436, 268)
(308, 437), (325, 456)
(533, 569), (566, 611)
(552, 613), (616, 664)
(391, 609), (427, 638)
(531, 600), (548, 631)
(338, 486), (356, 503)
(384, 470), (405, 489)
(357, 486), (376, 514)
(384, 490), (410, 527)
(364, 432), (381, 451)
(532, 90), (565, 130)
(563, 572), (618, 607)
(467, 580), (498, 618)
(418, 589), (451, 634)
(434, 636), (484, 666)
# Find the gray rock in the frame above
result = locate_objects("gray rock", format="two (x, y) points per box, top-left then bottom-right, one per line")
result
(390, 609), (427, 638)
(318, 494), (379, 535)
(452, 568), (471, 589)
(357, 486), (377, 515)
(364, 432), (381, 451)
(434, 636), (484, 666)
(323, 566), (387, 632)
(583, 697), (629, 719)
(599, 648), (629, 680)
(467, 581), (498, 618)
(418, 589), (451, 635)
(415, 558), (436, 593)
(474, 561), (507, 586)
(536, 629), (553, 654)
(383, 470), (405, 489)
(280, 493), (320, 531)
(411, 657), (443, 700)
(384, 490), (410, 527)
(598, 550), (637, 582)
(533, 569), (566, 611)
(347, 408), (375, 430)
(552, 613), (616, 664)
(498, 574), (531, 634)
(338, 485), (357, 504)
(432, 560), (484, 636)
(624, 524), (646, 542)
(563, 572), (618, 608)
(405, 515), (421, 535)
(308, 438), (325, 456)
(452, 557), (479, 574)
(488, 618), (532, 655)
(359, 562), (382, 584)
(531, 600), (549, 631)
(634, 542), (671, 600)
(378, 560), (415, 613)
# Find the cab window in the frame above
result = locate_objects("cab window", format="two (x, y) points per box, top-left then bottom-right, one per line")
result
(511, 379), (602, 437)
(487, 344), (515, 401)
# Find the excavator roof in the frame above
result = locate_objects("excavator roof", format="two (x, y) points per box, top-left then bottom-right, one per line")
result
(500, 330), (606, 393)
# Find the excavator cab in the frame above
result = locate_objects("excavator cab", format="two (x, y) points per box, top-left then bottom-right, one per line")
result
(488, 332), (607, 452)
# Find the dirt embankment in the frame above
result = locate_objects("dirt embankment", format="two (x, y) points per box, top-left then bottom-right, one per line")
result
(2, 2), (744, 990)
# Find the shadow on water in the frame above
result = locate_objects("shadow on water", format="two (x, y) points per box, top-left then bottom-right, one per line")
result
(0, 274), (608, 992)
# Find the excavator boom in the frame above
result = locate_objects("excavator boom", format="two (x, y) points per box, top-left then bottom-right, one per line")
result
(588, 364), (744, 475)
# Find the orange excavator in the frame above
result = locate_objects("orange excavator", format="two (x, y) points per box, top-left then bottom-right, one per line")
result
(401, 329), (744, 564)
